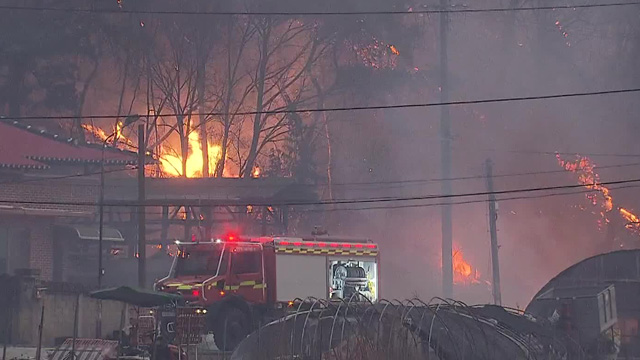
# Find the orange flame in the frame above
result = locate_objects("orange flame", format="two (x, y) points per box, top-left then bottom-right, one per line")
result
(557, 154), (640, 235)
(158, 131), (222, 178)
(556, 154), (612, 224)
(389, 45), (400, 55)
(82, 123), (110, 142)
(84, 123), (225, 178)
(452, 245), (481, 285)
(620, 207), (640, 233)
(252, 166), (261, 178)
(82, 121), (135, 150)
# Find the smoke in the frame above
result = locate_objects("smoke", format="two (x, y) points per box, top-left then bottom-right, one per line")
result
(4, 0), (638, 308)
(324, 4), (640, 307)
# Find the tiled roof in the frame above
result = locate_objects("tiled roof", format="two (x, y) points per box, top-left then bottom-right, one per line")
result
(0, 119), (137, 169)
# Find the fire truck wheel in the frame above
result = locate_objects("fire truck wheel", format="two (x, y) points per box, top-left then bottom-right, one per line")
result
(213, 307), (249, 351)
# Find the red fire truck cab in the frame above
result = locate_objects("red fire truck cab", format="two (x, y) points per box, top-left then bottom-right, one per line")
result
(154, 233), (380, 351)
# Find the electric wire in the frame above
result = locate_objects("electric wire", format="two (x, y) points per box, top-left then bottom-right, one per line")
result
(2, 177), (639, 207)
(0, 166), (138, 185)
(0, 1), (638, 15)
(6, 160), (640, 188)
(473, 148), (640, 158)
(1, 88), (639, 121)
(68, 181), (640, 218)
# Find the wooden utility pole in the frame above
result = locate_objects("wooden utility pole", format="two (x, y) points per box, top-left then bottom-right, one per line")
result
(485, 159), (502, 305)
(440, 0), (453, 299)
(138, 123), (146, 288)
(35, 304), (44, 360)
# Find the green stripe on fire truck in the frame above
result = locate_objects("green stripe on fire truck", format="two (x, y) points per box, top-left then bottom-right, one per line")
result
(224, 280), (266, 291)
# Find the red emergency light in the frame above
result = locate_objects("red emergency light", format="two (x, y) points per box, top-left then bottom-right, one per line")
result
(192, 289), (200, 297)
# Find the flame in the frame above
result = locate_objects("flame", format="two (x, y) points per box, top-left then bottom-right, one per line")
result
(252, 166), (261, 178)
(621, 207), (640, 233)
(159, 131), (222, 178)
(349, 37), (398, 69)
(557, 154), (640, 235)
(556, 154), (612, 223)
(452, 245), (481, 285)
(82, 123), (110, 142)
(84, 122), (227, 178)
(82, 121), (135, 150)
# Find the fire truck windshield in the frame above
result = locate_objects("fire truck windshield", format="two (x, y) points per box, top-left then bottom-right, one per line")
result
(175, 248), (226, 277)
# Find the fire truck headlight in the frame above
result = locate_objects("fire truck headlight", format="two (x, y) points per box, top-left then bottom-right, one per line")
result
(202, 309), (207, 314)
(196, 309), (202, 314)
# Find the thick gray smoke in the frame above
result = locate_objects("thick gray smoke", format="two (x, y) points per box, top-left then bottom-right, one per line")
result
(325, 4), (640, 307)
(3, 0), (637, 308)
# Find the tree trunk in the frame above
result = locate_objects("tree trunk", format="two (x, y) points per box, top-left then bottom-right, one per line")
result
(114, 53), (131, 144)
(196, 56), (209, 177)
(243, 22), (270, 178)
(216, 121), (230, 177)
(312, 78), (332, 200)
(75, 57), (100, 142)
(215, 17), (235, 178)
(178, 118), (188, 178)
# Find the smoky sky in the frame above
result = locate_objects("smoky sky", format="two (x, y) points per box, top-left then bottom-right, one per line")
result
(324, 3), (640, 307)
(2, 0), (638, 307)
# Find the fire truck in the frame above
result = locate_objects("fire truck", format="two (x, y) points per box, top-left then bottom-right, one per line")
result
(154, 232), (380, 351)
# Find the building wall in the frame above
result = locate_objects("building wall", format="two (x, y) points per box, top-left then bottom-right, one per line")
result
(0, 179), (99, 282)
(7, 276), (127, 347)
(29, 221), (54, 281)
(0, 180), (96, 214)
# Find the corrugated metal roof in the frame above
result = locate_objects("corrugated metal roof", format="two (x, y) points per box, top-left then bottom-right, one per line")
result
(0, 120), (136, 169)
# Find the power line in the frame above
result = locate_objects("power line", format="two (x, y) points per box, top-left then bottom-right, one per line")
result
(475, 148), (640, 158)
(0, 166), (137, 185)
(2, 88), (639, 121)
(3, 177), (640, 207)
(312, 182), (640, 213)
(26, 181), (640, 216)
(1, 2), (638, 16)
(325, 161), (640, 187)
(5, 160), (639, 188)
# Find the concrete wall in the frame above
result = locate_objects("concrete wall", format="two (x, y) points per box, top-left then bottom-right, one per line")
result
(10, 277), (128, 347)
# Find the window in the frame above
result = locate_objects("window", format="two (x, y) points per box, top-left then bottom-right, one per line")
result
(0, 227), (30, 276)
(175, 249), (223, 276)
(231, 251), (262, 275)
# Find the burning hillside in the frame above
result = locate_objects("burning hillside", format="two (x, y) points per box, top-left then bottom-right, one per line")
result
(556, 153), (640, 240)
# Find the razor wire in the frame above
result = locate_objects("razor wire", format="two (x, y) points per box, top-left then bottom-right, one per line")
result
(229, 296), (576, 360)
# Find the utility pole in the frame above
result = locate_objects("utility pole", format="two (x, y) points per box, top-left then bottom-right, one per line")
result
(485, 159), (502, 305)
(137, 123), (146, 288)
(440, 0), (453, 299)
